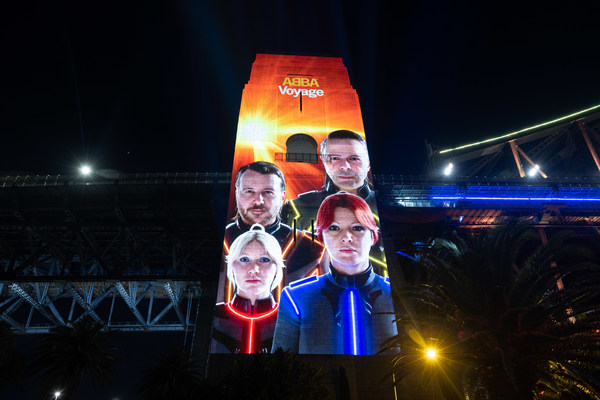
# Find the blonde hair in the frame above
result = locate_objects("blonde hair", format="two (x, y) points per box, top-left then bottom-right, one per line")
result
(226, 224), (284, 293)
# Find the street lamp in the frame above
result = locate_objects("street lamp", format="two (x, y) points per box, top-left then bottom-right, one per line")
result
(425, 347), (438, 360)
(443, 162), (454, 176)
(54, 391), (61, 400)
(79, 164), (92, 176)
(528, 164), (541, 177)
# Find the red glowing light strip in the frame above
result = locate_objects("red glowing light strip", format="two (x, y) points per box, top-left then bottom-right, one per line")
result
(301, 231), (324, 246)
(223, 240), (230, 254)
(248, 319), (254, 353)
(308, 268), (319, 277)
(281, 237), (295, 258)
(225, 303), (279, 321)
(226, 303), (279, 354)
(295, 231), (326, 264)
(317, 247), (326, 265)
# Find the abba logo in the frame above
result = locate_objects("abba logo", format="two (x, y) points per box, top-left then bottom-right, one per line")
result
(282, 77), (319, 87)
(278, 76), (324, 98)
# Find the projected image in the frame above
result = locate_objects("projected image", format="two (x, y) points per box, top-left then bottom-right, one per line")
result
(272, 192), (397, 355)
(211, 54), (397, 355)
(211, 225), (284, 354)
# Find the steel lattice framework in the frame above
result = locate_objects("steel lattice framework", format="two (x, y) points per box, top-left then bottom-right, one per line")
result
(427, 109), (600, 179)
(0, 173), (230, 333)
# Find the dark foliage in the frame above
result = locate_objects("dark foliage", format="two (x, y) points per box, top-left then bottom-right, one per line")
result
(223, 348), (328, 400)
(0, 321), (27, 391)
(30, 316), (117, 399)
(387, 223), (600, 399)
(138, 345), (218, 400)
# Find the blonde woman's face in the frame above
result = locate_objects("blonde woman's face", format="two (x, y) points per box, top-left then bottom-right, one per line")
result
(232, 240), (277, 301)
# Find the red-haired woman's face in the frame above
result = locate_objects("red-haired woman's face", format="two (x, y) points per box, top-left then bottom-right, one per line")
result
(322, 207), (374, 275)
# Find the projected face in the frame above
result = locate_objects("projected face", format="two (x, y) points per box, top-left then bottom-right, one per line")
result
(232, 240), (277, 303)
(322, 139), (370, 193)
(322, 207), (374, 275)
(236, 170), (285, 226)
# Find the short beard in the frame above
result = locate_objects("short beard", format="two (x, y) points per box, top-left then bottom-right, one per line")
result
(239, 206), (278, 227)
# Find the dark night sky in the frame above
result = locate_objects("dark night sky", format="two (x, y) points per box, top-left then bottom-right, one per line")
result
(3, 2), (600, 176)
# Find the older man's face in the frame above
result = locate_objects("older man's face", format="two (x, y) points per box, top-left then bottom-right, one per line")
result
(236, 170), (285, 226)
(322, 138), (370, 193)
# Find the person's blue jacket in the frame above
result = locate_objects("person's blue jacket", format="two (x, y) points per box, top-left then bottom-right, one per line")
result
(272, 265), (397, 355)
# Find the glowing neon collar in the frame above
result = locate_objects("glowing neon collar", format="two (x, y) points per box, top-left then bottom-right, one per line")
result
(329, 264), (375, 288)
(228, 294), (277, 316)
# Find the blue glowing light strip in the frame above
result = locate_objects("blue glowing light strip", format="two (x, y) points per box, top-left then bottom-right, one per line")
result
(289, 275), (318, 289)
(350, 290), (358, 356)
(432, 196), (600, 202)
(283, 288), (300, 317)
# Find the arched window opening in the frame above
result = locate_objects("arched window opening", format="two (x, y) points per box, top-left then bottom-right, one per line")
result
(285, 134), (318, 163)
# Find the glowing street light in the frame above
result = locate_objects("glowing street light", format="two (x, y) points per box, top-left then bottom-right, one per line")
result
(54, 391), (61, 399)
(443, 162), (454, 176)
(528, 164), (541, 177)
(425, 347), (438, 360)
(79, 165), (92, 176)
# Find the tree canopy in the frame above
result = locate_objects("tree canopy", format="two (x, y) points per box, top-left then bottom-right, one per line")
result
(223, 348), (328, 400)
(387, 223), (600, 399)
(138, 345), (213, 400)
(30, 316), (117, 399)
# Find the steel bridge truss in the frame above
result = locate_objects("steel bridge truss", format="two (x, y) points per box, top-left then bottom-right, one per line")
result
(0, 173), (230, 334)
(429, 110), (600, 179)
(0, 279), (200, 333)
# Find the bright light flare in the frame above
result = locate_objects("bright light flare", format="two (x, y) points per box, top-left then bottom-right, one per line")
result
(79, 165), (92, 176)
(54, 391), (61, 399)
(443, 162), (454, 176)
(425, 348), (438, 360)
(528, 164), (540, 177)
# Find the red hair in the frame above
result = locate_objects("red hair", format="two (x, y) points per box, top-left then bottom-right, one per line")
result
(315, 192), (379, 243)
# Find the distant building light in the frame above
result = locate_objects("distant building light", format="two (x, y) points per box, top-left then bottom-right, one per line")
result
(443, 163), (454, 176)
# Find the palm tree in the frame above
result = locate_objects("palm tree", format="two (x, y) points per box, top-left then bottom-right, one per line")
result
(137, 345), (213, 400)
(387, 223), (600, 399)
(30, 316), (117, 399)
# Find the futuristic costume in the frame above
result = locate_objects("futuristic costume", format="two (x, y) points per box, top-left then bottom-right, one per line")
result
(282, 181), (378, 231)
(211, 294), (279, 354)
(225, 218), (292, 249)
(271, 265), (397, 355)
